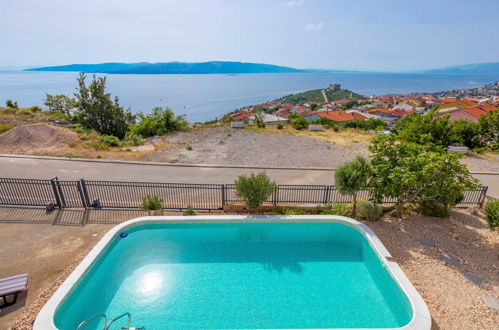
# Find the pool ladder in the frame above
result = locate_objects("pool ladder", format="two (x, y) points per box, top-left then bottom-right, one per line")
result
(76, 312), (144, 330)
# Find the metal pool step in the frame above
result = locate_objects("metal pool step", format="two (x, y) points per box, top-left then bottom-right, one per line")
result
(76, 311), (143, 330)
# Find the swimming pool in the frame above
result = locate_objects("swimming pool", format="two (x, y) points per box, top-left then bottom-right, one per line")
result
(34, 216), (431, 330)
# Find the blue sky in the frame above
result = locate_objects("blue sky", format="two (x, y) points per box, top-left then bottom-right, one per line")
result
(1, 0), (498, 71)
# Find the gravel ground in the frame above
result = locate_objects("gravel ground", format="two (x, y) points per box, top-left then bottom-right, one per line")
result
(147, 127), (498, 172)
(4, 208), (498, 330)
(151, 127), (370, 168)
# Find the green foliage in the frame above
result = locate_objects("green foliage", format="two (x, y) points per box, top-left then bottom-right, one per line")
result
(484, 199), (499, 231)
(343, 118), (386, 131)
(283, 207), (309, 215)
(291, 116), (309, 130)
(16, 108), (35, 117)
(0, 124), (13, 134)
(234, 172), (276, 209)
(449, 119), (479, 148)
(131, 107), (188, 138)
(29, 106), (42, 112)
(5, 100), (18, 108)
(476, 109), (498, 150)
(419, 200), (450, 218)
(253, 112), (266, 128)
(277, 123), (284, 129)
(357, 201), (383, 221)
(183, 204), (197, 216)
(140, 195), (163, 211)
(44, 94), (76, 116)
(334, 156), (371, 217)
(369, 135), (478, 217)
(279, 88), (362, 105)
(73, 73), (133, 139)
(98, 135), (122, 147)
(186, 144), (192, 150)
(48, 112), (71, 121)
(321, 203), (351, 217)
(393, 111), (454, 147)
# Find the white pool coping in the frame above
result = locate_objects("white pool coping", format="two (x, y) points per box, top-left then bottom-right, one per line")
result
(33, 215), (431, 330)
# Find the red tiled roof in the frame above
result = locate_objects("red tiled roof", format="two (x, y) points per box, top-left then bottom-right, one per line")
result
(317, 111), (356, 122)
(351, 112), (368, 120)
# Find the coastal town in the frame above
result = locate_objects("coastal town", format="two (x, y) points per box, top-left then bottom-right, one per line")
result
(228, 82), (499, 129)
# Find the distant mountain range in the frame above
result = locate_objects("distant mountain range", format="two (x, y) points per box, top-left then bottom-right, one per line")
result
(25, 61), (312, 74)
(25, 61), (499, 75)
(420, 62), (499, 74)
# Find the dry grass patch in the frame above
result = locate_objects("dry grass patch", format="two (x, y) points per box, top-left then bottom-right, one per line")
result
(245, 125), (375, 146)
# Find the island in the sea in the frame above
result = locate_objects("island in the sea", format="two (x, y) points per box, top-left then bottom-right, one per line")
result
(24, 61), (326, 74)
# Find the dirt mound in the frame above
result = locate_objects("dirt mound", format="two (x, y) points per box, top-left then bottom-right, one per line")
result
(0, 124), (79, 154)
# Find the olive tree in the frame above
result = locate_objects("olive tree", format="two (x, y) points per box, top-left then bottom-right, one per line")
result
(234, 172), (276, 209)
(369, 135), (477, 218)
(334, 156), (371, 218)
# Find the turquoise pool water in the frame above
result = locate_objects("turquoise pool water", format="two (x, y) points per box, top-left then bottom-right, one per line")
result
(55, 222), (412, 329)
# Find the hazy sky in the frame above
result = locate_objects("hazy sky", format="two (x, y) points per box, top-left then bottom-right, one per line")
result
(1, 0), (498, 71)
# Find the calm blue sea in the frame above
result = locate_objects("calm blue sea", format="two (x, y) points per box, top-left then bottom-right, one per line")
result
(0, 70), (497, 122)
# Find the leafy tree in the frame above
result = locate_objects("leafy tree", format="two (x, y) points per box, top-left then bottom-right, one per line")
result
(343, 118), (386, 131)
(131, 107), (188, 138)
(234, 172), (276, 209)
(5, 100), (18, 108)
(369, 135), (477, 217)
(334, 156), (371, 217)
(291, 116), (309, 130)
(449, 119), (479, 148)
(73, 73), (133, 139)
(393, 111), (454, 147)
(44, 94), (75, 116)
(477, 109), (499, 150)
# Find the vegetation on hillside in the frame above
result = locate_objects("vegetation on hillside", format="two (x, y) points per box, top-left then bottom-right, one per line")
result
(279, 88), (362, 105)
(393, 109), (499, 151)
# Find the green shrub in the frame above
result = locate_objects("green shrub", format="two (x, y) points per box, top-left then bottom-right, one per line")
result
(321, 203), (351, 217)
(140, 195), (163, 211)
(277, 123), (284, 129)
(123, 132), (144, 146)
(291, 116), (309, 130)
(0, 124), (13, 134)
(419, 200), (449, 218)
(234, 172), (276, 209)
(484, 199), (499, 231)
(72, 123), (89, 134)
(186, 144), (192, 150)
(131, 107), (188, 138)
(29, 105), (42, 112)
(254, 112), (266, 128)
(98, 135), (122, 147)
(16, 108), (34, 117)
(5, 100), (18, 109)
(48, 112), (70, 121)
(357, 201), (383, 221)
(183, 204), (197, 216)
(283, 207), (309, 215)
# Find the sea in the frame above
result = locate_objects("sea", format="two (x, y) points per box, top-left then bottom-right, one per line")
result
(0, 70), (497, 122)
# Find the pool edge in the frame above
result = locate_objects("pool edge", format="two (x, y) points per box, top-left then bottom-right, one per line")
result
(33, 215), (431, 330)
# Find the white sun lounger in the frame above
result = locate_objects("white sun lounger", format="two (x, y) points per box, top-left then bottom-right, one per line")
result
(0, 274), (28, 308)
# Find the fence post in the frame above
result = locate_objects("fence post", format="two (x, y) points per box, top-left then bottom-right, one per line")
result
(273, 185), (279, 206)
(479, 186), (489, 208)
(81, 179), (91, 207)
(77, 179), (88, 209)
(221, 184), (226, 209)
(323, 185), (331, 204)
(50, 177), (62, 208)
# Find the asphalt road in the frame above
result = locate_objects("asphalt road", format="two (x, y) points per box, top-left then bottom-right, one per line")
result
(0, 156), (497, 197)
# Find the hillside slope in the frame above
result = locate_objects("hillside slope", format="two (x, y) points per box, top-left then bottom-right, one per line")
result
(278, 88), (363, 104)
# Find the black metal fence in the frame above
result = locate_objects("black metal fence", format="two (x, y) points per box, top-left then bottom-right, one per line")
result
(0, 177), (489, 211)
